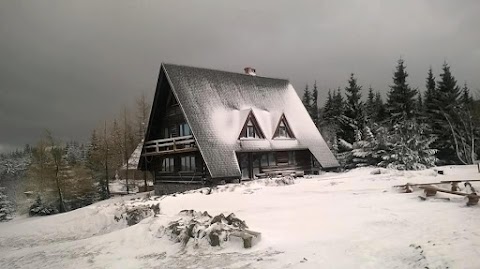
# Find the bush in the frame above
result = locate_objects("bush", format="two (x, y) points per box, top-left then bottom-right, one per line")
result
(29, 196), (59, 216)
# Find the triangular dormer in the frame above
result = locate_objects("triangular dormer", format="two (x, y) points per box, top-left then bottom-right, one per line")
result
(239, 111), (265, 139)
(273, 114), (294, 139)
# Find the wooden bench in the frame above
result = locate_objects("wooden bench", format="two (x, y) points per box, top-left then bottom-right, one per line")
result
(419, 185), (479, 206)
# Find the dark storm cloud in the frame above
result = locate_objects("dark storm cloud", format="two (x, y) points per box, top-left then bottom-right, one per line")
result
(1, 0), (479, 151)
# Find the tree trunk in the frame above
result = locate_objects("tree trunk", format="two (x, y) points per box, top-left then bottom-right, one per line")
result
(104, 121), (110, 198)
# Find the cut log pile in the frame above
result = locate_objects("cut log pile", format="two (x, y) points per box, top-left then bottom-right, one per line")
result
(164, 210), (261, 249)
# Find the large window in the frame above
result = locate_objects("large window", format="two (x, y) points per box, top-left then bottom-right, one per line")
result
(180, 155), (196, 171)
(162, 157), (175, 172)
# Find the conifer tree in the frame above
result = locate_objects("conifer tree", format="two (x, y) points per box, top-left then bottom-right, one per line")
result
(424, 67), (437, 115)
(302, 84), (312, 119)
(374, 92), (386, 122)
(342, 73), (364, 143)
(386, 58), (417, 123)
(436, 62), (460, 111)
(365, 86), (376, 122)
(311, 81), (319, 126)
(0, 187), (14, 221)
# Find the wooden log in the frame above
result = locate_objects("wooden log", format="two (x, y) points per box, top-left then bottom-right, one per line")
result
(230, 230), (261, 249)
(467, 195), (479, 206)
(440, 179), (480, 183)
(420, 186), (479, 206)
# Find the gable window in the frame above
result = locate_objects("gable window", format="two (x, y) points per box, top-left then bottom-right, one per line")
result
(274, 115), (294, 139)
(239, 112), (265, 139)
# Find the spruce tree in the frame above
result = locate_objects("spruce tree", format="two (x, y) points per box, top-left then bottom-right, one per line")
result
(365, 86), (375, 122)
(436, 62), (460, 111)
(322, 89), (334, 126)
(386, 58), (417, 123)
(374, 92), (386, 122)
(424, 67), (437, 115)
(461, 82), (473, 107)
(302, 84), (312, 116)
(434, 62), (463, 163)
(342, 73), (364, 143)
(0, 187), (14, 221)
(311, 81), (319, 126)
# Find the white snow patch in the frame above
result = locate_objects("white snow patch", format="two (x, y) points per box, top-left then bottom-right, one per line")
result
(1, 165), (479, 268)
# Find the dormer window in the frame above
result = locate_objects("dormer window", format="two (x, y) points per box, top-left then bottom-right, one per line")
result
(239, 112), (265, 139)
(246, 120), (258, 138)
(274, 114), (294, 139)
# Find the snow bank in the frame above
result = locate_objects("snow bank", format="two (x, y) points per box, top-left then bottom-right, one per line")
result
(1, 165), (479, 268)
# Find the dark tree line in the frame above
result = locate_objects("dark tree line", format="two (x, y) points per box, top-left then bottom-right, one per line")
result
(303, 59), (479, 169)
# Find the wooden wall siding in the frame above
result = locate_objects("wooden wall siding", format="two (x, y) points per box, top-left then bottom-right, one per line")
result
(150, 151), (210, 182)
(236, 149), (316, 178)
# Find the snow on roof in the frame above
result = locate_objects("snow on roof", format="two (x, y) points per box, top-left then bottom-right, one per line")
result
(121, 141), (143, 170)
(147, 63), (339, 178)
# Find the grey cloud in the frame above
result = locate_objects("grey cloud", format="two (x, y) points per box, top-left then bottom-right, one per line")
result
(0, 0), (479, 152)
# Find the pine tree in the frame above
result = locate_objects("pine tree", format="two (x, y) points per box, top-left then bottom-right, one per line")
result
(365, 86), (375, 122)
(386, 58), (417, 123)
(416, 93), (424, 116)
(436, 62), (461, 111)
(321, 89), (334, 125)
(433, 62), (462, 163)
(311, 81), (319, 126)
(0, 187), (14, 221)
(461, 82), (473, 107)
(424, 67), (437, 115)
(374, 92), (386, 122)
(302, 84), (312, 119)
(342, 73), (364, 143)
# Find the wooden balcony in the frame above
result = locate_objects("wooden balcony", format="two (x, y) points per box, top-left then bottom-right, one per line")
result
(142, 135), (197, 156)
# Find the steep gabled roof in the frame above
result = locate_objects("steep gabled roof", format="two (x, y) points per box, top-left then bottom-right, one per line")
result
(142, 63), (339, 178)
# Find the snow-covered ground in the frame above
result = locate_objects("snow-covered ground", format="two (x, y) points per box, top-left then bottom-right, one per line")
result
(1, 165), (479, 268)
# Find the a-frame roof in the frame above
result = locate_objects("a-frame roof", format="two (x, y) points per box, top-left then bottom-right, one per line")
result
(142, 63), (339, 178)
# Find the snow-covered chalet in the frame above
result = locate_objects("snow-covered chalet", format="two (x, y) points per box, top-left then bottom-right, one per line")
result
(139, 63), (339, 195)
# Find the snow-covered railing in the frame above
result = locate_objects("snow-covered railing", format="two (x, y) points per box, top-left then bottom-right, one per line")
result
(143, 135), (195, 155)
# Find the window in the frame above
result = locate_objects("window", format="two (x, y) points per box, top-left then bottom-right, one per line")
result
(261, 152), (276, 167)
(162, 157), (174, 172)
(246, 121), (257, 138)
(179, 122), (191, 137)
(180, 155), (196, 171)
(239, 112), (265, 139)
(288, 151), (296, 165)
(274, 115), (294, 139)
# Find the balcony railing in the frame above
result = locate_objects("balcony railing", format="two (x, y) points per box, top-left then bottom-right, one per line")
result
(143, 135), (196, 156)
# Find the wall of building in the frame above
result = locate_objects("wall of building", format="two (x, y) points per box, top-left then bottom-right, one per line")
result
(154, 181), (206, 196)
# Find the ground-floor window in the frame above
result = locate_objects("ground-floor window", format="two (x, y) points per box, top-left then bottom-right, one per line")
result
(181, 155), (196, 171)
(162, 157), (175, 172)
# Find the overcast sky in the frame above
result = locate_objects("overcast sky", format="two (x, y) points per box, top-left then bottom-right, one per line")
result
(1, 0), (479, 152)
